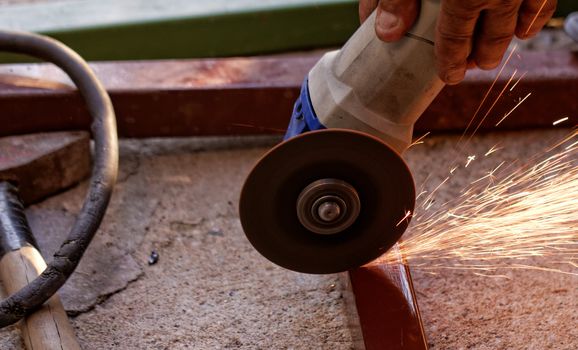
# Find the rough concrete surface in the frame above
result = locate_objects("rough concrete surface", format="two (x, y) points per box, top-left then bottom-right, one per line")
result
(0, 136), (359, 350)
(0, 128), (575, 349)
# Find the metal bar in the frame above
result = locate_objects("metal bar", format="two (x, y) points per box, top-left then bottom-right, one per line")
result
(349, 246), (428, 350)
(0, 50), (576, 138)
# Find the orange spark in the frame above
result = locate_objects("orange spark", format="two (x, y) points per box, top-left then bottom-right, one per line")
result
(484, 144), (502, 157)
(552, 117), (569, 126)
(467, 70), (518, 139)
(495, 92), (532, 126)
(409, 132), (431, 148)
(396, 210), (413, 227)
(524, 0), (549, 36)
(509, 71), (527, 92)
(566, 140), (578, 150)
(458, 45), (518, 148)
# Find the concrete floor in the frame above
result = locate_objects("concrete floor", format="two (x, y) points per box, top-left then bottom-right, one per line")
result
(0, 129), (576, 349)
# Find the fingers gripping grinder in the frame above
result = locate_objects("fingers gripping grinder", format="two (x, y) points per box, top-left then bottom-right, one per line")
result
(240, 0), (445, 274)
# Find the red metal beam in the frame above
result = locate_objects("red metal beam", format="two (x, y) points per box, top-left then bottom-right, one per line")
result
(0, 51), (576, 138)
(349, 246), (427, 350)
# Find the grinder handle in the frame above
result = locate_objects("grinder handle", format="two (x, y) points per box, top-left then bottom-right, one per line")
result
(0, 182), (81, 350)
(308, 0), (445, 153)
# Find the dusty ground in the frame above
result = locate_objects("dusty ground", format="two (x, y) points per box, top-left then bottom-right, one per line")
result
(0, 129), (575, 349)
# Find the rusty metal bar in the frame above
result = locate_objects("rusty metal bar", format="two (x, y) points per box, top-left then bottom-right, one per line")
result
(349, 246), (428, 350)
(0, 50), (576, 138)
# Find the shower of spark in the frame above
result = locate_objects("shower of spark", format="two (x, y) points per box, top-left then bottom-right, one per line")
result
(383, 3), (578, 275)
(377, 130), (577, 275)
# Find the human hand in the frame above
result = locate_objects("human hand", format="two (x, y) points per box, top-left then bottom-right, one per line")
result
(359, 0), (557, 84)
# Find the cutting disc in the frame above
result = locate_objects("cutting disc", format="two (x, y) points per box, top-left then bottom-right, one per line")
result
(239, 129), (415, 274)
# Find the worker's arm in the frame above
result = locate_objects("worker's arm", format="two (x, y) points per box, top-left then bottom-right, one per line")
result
(359, 0), (557, 84)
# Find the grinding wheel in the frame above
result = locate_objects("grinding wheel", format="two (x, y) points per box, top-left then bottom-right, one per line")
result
(240, 129), (415, 274)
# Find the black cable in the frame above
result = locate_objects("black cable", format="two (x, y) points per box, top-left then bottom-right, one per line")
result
(0, 183), (39, 258)
(0, 30), (118, 327)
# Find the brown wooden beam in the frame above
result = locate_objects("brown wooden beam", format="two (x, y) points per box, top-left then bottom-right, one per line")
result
(0, 51), (576, 138)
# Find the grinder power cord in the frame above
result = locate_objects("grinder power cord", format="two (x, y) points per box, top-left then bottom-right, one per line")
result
(0, 30), (118, 327)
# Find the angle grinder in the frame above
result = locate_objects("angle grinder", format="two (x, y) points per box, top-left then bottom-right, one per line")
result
(240, 0), (445, 274)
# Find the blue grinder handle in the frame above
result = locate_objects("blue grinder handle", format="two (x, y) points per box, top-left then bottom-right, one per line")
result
(284, 77), (326, 140)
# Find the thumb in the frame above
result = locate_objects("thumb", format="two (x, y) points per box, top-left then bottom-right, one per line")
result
(375, 0), (419, 42)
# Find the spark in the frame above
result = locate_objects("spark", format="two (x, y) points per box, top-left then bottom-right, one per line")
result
(552, 117), (569, 126)
(377, 132), (578, 276)
(421, 176), (449, 209)
(495, 92), (532, 126)
(465, 155), (476, 168)
(409, 132), (431, 148)
(416, 190), (428, 199)
(547, 129), (578, 151)
(396, 210), (413, 227)
(466, 69), (518, 144)
(491, 161), (505, 174)
(509, 71), (527, 92)
(458, 45), (518, 148)
(485, 144), (502, 157)
(470, 161), (505, 185)
(524, 0), (549, 36)
(566, 140), (578, 150)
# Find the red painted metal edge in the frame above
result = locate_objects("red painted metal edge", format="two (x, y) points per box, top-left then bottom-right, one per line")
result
(349, 245), (428, 350)
(0, 51), (576, 138)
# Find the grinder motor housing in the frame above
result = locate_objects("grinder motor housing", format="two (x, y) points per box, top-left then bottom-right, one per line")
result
(240, 0), (445, 274)
(286, 0), (444, 150)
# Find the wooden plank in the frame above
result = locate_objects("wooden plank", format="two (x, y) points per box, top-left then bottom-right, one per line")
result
(0, 0), (358, 62)
(349, 246), (428, 350)
(0, 50), (576, 138)
(0, 132), (90, 205)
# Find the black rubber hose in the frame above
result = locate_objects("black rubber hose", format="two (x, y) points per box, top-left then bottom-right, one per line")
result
(0, 30), (118, 327)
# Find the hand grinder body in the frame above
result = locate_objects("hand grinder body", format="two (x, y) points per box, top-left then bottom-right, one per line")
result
(240, 0), (445, 274)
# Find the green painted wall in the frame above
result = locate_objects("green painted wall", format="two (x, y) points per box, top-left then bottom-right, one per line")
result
(0, 0), (575, 63)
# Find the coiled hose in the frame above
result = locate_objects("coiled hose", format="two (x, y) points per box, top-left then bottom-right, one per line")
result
(0, 30), (118, 327)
